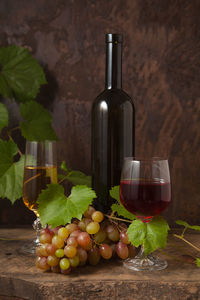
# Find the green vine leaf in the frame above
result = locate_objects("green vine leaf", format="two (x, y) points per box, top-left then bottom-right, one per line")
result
(127, 219), (146, 247)
(0, 45), (47, 102)
(176, 220), (200, 231)
(196, 258), (200, 267)
(109, 185), (120, 203)
(0, 139), (25, 203)
(59, 161), (91, 187)
(127, 216), (170, 255)
(65, 171), (91, 187)
(110, 185), (136, 220)
(38, 184), (96, 228)
(0, 103), (8, 130)
(60, 161), (69, 173)
(143, 216), (170, 255)
(0, 139), (18, 176)
(111, 203), (136, 221)
(20, 101), (57, 141)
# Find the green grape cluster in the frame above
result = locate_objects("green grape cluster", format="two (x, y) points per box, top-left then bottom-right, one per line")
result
(35, 206), (136, 274)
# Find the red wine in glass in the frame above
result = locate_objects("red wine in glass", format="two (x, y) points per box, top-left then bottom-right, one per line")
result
(120, 179), (171, 218)
(120, 158), (171, 271)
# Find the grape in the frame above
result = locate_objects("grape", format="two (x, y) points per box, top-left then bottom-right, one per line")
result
(52, 235), (65, 249)
(106, 225), (120, 242)
(64, 245), (77, 258)
(103, 237), (112, 245)
(120, 230), (130, 245)
(59, 258), (70, 270)
(36, 244), (48, 257)
(99, 244), (112, 259)
(46, 243), (56, 256)
(82, 239), (92, 251)
(116, 242), (129, 259)
(70, 230), (81, 238)
(84, 206), (96, 218)
(35, 256), (41, 268)
(77, 247), (87, 262)
(128, 244), (136, 258)
(110, 243), (117, 257)
(77, 232), (91, 247)
(36, 246), (42, 257)
(55, 248), (65, 258)
(119, 223), (128, 230)
(88, 248), (101, 265)
(65, 223), (79, 234)
(78, 220), (86, 231)
(51, 265), (60, 273)
(69, 255), (80, 267)
(61, 267), (71, 275)
(94, 229), (107, 244)
(92, 211), (104, 223)
(52, 226), (62, 235)
(40, 228), (54, 237)
(35, 213), (136, 275)
(39, 233), (53, 244)
(36, 256), (50, 271)
(47, 255), (60, 267)
(83, 218), (92, 226)
(67, 237), (78, 247)
(86, 222), (100, 235)
(58, 227), (69, 239)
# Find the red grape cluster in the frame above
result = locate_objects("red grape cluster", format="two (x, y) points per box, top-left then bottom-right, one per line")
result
(35, 206), (136, 274)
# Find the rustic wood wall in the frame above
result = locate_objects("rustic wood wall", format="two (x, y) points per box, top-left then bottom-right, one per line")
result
(0, 0), (200, 227)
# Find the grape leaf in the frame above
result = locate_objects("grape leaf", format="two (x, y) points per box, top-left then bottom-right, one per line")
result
(0, 103), (8, 130)
(0, 139), (18, 176)
(111, 203), (136, 221)
(196, 258), (200, 267)
(0, 139), (25, 203)
(143, 216), (170, 255)
(0, 45), (47, 102)
(110, 185), (120, 203)
(127, 219), (146, 247)
(20, 101), (57, 141)
(0, 155), (25, 203)
(60, 161), (69, 173)
(176, 220), (200, 231)
(65, 171), (91, 187)
(59, 161), (91, 187)
(38, 184), (96, 227)
(67, 185), (96, 221)
(127, 216), (170, 255)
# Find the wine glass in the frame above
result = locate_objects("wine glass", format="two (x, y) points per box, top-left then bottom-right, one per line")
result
(120, 157), (171, 271)
(22, 141), (57, 254)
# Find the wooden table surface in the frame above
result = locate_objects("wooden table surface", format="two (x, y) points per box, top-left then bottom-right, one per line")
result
(0, 228), (200, 300)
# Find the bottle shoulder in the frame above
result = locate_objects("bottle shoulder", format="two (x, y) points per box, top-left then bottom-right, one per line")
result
(93, 89), (134, 107)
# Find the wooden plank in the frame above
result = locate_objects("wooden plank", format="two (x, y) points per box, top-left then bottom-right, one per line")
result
(0, 228), (200, 299)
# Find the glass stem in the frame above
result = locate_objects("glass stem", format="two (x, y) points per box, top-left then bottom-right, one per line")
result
(33, 217), (42, 245)
(136, 246), (147, 260)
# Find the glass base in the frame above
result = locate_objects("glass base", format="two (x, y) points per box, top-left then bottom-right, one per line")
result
(21, 239), (40, 255)
(123, 254), (168, 271)
(20, 217), (41, 255)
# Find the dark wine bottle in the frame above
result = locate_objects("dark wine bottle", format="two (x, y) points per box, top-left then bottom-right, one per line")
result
(91, 33), (135, 213)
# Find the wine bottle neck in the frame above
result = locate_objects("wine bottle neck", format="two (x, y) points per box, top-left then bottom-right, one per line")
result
(105, 41), (122, 89)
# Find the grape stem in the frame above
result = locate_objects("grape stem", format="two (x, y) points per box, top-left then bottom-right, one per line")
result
(58, 175), (67, 184)
(7, 131), (22, 156)
(105, 214), (132, 224)
(173, 234), (200, 253)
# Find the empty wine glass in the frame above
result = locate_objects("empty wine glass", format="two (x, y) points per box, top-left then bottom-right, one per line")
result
(120, 157), (171, 271)
(22, 141), (57, 254)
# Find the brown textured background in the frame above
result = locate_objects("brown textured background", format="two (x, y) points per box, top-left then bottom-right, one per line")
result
(0, 0), (200, 227)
